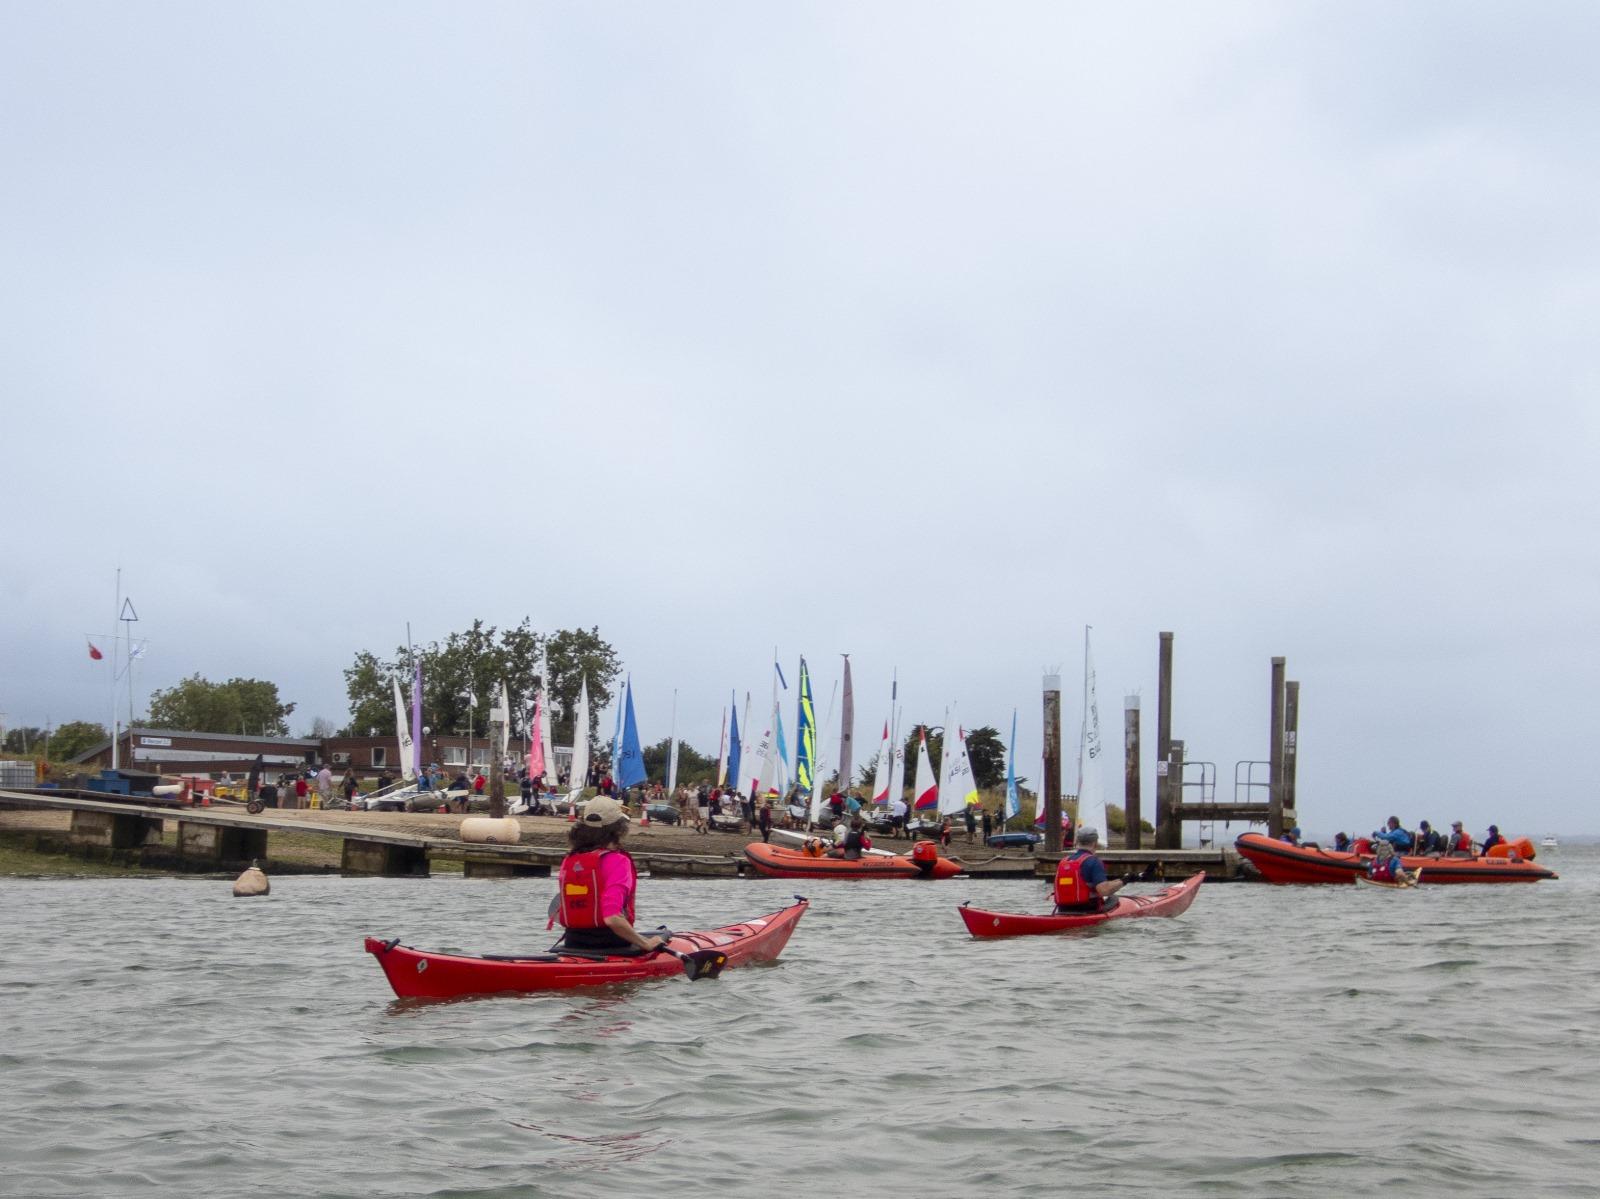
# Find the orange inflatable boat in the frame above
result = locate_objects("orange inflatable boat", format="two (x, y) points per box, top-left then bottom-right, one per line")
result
(1235, 832), (1557, 885)
(744, 839), (963, 879)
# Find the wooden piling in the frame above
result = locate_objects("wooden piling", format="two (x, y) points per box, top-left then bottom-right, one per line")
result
(1161, 739), (1184, 848)
(1123, 694), (1141, 850)
(1043, 673), (1062, 855)
(1268, 657), (1286, 838)
(1283, 679), (1300, 834)
(1155, 633), (1176, 849)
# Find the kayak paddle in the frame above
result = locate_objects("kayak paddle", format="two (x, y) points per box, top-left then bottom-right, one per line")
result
(656, 945), (728, 980)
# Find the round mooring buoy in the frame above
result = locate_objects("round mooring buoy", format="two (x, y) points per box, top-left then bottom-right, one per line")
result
(233, 860), (270, 897)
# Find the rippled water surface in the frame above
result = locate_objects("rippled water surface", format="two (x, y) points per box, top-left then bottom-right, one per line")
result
(4, 847), (1598, 1197)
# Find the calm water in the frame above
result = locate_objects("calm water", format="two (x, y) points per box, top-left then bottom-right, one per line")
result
(3, 848), (1597, 1198)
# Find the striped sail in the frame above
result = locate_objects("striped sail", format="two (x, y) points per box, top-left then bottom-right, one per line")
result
(1005, 708), (1020, 821)
(913, 728), (938, 810)
(715, 704), (729, 788)
(888, 712), (906, 807)
(870, 721), (890, 803)
(726, 700), (742, 793)
(795, 658), (816, 797)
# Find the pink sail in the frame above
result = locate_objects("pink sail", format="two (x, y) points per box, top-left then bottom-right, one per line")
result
(527, 698), (545, 781)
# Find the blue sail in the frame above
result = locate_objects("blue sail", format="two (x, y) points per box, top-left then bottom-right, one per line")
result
(795, 658), (815, 796)
(1005, 708), (1020, 821)
(618, 679), (647, 790)
(726, 696), (742, 792)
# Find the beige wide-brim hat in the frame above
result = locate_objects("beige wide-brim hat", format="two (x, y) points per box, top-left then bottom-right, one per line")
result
(581, 797), (629, 827)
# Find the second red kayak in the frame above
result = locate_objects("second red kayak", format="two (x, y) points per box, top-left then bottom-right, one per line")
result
(957, 873), (1204, 937)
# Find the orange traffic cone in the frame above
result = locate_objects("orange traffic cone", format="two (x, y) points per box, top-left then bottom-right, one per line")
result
(567, 805), (577, 822)
(641, 808), (650, 827)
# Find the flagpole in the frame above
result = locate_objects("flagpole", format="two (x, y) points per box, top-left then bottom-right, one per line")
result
(1078, 625), (1091, 798)
(109, 568), (120, 770)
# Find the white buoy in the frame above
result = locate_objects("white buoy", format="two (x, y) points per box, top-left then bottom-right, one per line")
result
(233, 860), (270, 897)
(460, 816), (522, 845)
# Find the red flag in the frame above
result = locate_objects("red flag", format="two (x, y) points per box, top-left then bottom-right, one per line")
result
(87, 640), (103, 660)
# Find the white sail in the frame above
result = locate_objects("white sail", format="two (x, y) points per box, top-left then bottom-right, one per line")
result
(667, 690), (680, 795)
(1076, 627), (1109, 842)
(392, 677), (415, 782)
(748, 720), (774, 798)
(538, 653), (556, 788)
(566, 675), (590, 801)
(715, 705), (729, 788)
(809, 678), (838, 825)
(937, 719), (979, 816)
(913, 727), (938, 812)
(869, 721), (890, 803)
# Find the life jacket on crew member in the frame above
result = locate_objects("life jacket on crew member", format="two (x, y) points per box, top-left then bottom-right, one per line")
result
(1368, 852), (1399, 883)
(554, 848), (636, 930)
(1054, 852), (1097, 910)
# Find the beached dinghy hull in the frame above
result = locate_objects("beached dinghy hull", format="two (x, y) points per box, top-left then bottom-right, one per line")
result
(365, 899), (808, 999)
(957, 873), (1203, 936)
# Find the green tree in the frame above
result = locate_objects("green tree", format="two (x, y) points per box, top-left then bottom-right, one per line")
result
(47, 721), (109, 761)
(342, 621), (622, 759)
(147, 675), (295, 735)
(641, 737), (716, 786)
(3, 726), (48, 754)
(963, 726), (1005, 790)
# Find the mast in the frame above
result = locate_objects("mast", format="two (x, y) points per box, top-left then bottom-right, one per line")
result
(838, 654), (854, 795)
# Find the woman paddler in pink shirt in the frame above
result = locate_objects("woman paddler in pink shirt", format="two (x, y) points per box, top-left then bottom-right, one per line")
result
(552, 797), (667, 954)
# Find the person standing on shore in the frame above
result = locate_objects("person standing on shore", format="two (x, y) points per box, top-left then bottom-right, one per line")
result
(293, 773), (309, 809)
(314, 764), (333, 809)
(758, 800), (773, 843)
(981, 806), (993, 843)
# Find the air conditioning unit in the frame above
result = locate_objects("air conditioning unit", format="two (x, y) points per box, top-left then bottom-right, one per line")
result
(332, 752), (350, 764)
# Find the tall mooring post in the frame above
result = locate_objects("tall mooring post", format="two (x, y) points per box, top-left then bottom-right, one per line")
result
(1155, 632), (1178, 849)
(1267, 657), (1286, 838)
(1043, 672), (1063, 855)
(1282, 678), (1300, 834)
(488, 696), (507, 820)
(1123, 694), (1141, 850)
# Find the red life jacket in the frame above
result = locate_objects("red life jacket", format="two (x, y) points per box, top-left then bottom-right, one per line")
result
(1450, 832), (1471, 853)
(556, 849), (636, 929)
(1369, 857), (1398, 882)
(1054, 853), (1094, 908)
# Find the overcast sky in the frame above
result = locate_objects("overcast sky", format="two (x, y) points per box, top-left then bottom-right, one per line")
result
(3, 2), (1597, 835)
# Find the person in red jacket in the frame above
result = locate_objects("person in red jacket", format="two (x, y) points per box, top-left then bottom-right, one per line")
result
(552, 797), (664, 953)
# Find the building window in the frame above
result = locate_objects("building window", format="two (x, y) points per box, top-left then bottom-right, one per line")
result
(443, 747), (466, 766)
(371, 747), (387, 768)
(470, 749), (492, 769)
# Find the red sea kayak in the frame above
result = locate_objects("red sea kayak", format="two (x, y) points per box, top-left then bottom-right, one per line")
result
(365, 898), (808, 999)
(744, 841), (963, 880)
(1235, 832), (1558, 885)
(958, 873), (1204, 937)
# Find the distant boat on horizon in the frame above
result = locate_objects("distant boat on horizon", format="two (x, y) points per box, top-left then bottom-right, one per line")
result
(1541, 834), (1559, 848)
